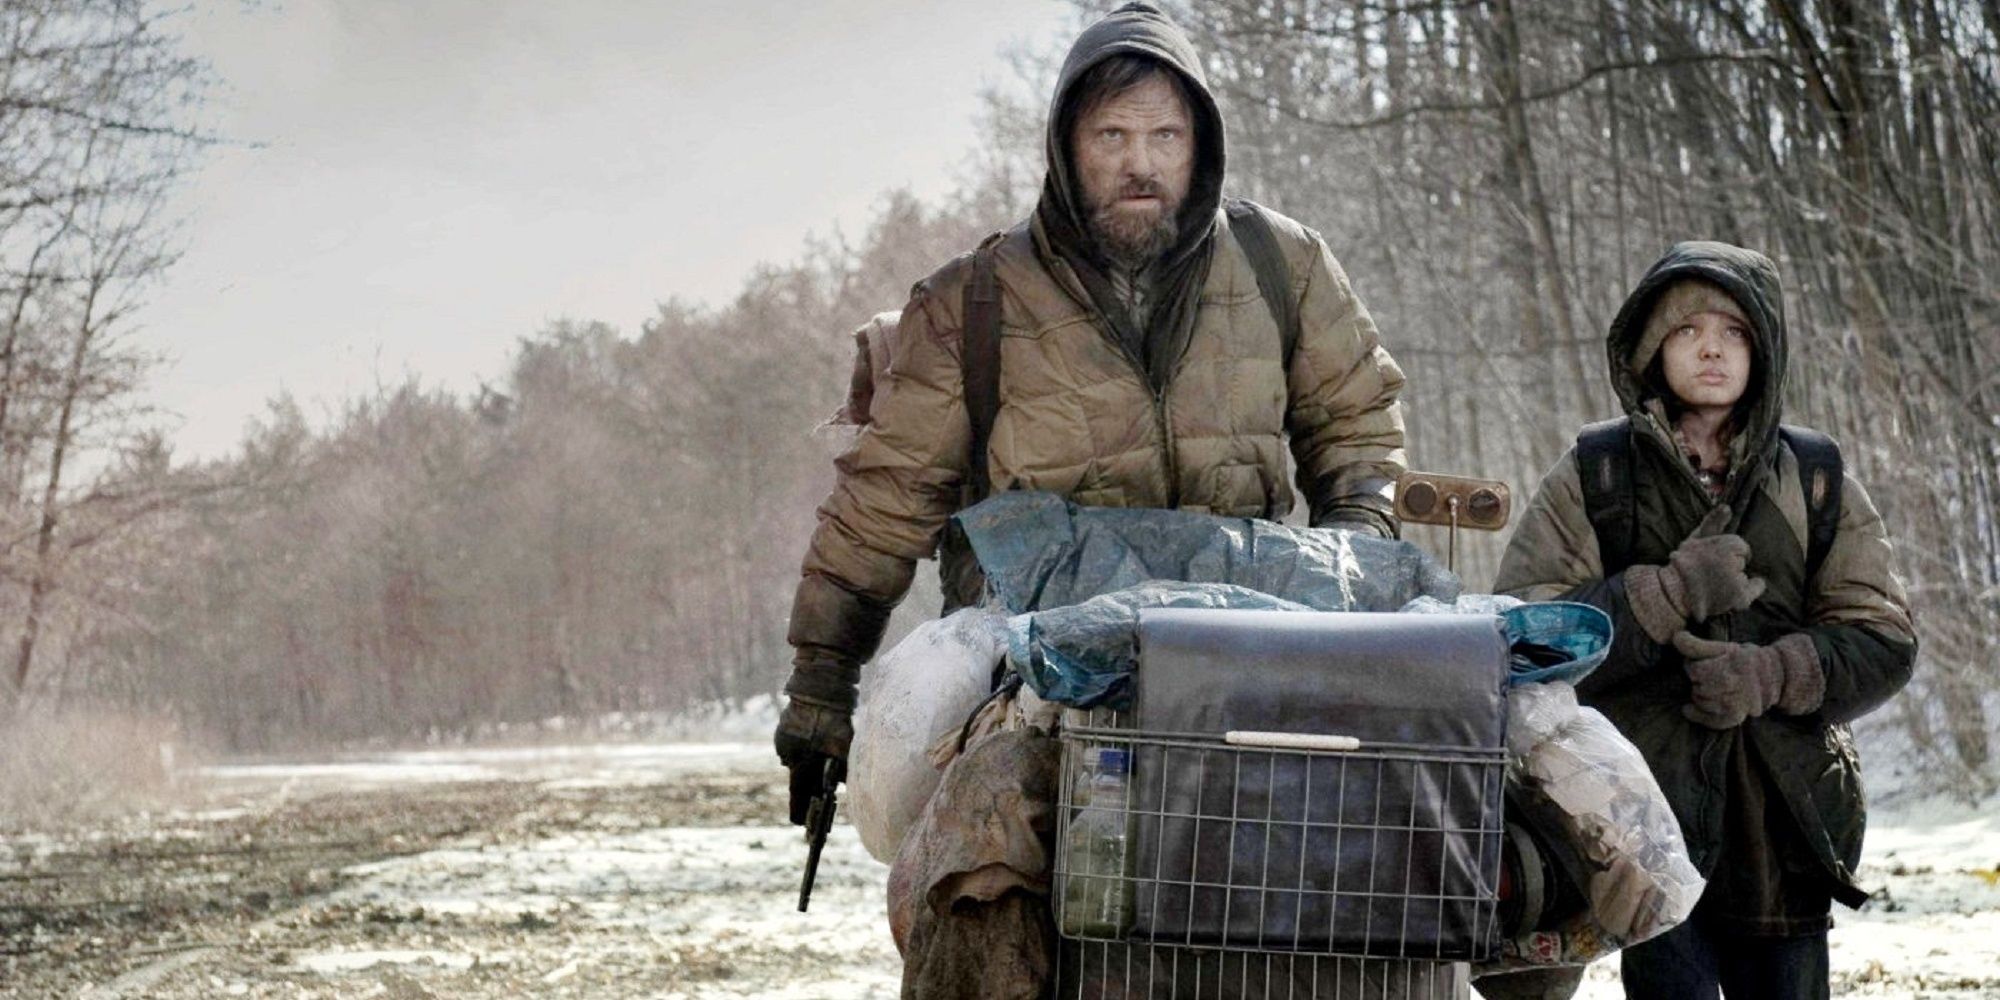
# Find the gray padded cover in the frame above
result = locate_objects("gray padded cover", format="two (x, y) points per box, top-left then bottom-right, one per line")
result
(1134, 610), (1507, 743)
(1125, 609), (1508, 958)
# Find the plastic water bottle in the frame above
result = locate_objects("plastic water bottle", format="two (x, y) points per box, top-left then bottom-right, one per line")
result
(1061, 746), (1134, 937)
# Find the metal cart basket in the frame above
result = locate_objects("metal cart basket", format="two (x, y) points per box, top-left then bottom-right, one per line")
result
(1050, 608), (1510, 999)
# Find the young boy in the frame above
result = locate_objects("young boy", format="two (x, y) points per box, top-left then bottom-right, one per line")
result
(1494, 241), (1915, 1000)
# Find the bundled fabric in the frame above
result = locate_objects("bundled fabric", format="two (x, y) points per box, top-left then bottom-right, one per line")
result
(1484, 682), (1705, 971)
(955, 491), (1458, 616)
(1010, 582), (1311, 709)
(1013, 588), (1611, 711)
(888, 727), (1061, 999)
(849, 608), (1010, 862)
(1403, 596), (1613, 687)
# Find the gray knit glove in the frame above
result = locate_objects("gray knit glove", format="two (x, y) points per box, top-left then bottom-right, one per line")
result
(1624, 506), (1766, 643)
(1672, 631), (1825, 729)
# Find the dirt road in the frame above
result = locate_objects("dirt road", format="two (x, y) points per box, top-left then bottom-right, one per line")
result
(1, 744), (899, 999)
(4, 741), (1996, 999)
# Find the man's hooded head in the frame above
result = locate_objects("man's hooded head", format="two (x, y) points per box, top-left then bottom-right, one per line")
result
(1038, 2), (1225, 275)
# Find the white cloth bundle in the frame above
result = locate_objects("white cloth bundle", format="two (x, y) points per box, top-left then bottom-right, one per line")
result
(847, 608), (1009, 862)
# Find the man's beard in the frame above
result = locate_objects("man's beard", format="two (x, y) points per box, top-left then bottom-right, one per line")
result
(1085, 179), (1180, 270)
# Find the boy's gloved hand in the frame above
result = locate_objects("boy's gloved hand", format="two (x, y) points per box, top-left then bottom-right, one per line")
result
(1624, 506), (1766, 642)
(1671, 631), (1825, 729)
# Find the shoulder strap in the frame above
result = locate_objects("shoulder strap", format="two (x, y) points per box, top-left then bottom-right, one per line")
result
(1225, 198), (1301, 367)
(1576, 416), (1638, 574)
(960, 233), (1005, 505)
(1779, 425), (1843, 582)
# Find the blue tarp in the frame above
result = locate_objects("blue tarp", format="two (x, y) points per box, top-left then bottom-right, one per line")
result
(952, 492), (1611, 709)
(1010, 582), (1311, 711)
(956, 492), (1459, 615)
(1405, 595), (1613, 687)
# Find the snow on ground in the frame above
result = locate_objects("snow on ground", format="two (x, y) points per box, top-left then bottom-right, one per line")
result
(202, 741), (771, 792)
(1562, 789), (2000, 999)
(235, 737), (2000, 999)
(179, 738), (904, 998)
(315, 822), (900, 999)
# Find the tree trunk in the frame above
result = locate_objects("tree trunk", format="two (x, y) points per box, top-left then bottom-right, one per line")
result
(12, 282), (100, 700)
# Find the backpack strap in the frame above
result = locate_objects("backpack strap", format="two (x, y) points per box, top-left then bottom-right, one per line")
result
(1779, 425), (1844, 583)
(1225, 198), (1301, 366)
(960, 233), (1005, 505)
(1576, 417), (1638, 575)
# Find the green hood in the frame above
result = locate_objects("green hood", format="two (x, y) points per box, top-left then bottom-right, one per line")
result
(1606, 241), (1790, 499)
(1033, 2), (1227, 387)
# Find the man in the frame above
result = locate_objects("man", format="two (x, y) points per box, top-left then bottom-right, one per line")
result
(1496, 242), (1916, 999)
(775, 0), (1408, 822)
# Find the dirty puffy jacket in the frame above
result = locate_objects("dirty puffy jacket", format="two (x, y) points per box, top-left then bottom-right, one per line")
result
(1495, 241), (1916, 933)
(787, 2), (1406, 684)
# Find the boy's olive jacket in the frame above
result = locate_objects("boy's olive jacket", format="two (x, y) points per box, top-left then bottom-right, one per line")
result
(1497, 241), (1916, 922)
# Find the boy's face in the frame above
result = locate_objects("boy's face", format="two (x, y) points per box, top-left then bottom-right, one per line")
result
(1661, 310), (1753, 413)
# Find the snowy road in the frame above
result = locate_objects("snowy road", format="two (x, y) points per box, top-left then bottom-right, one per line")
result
(4, 740), (1996, 998)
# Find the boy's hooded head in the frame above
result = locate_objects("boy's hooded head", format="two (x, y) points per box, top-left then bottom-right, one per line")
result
(1607, 243), (1789, 466)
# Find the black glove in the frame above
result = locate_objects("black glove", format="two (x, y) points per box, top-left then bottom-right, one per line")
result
(783, 749), (846, 827)
(776, 573), (893, 825)
(1623, 505), (1766, 642)
(1312, 506), (1396, 539)
(774, 697), (854, 825)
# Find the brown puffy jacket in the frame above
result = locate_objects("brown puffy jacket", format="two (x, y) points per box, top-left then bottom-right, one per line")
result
(802, 210), (1407, 609)
(780, 1), (1406, 732)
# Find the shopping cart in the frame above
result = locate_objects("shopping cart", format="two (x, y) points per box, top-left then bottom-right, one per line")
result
(1050, 608), (1510, 1000)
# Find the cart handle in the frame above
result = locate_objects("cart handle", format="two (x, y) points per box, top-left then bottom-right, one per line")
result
(1222, 731), (1362, 752)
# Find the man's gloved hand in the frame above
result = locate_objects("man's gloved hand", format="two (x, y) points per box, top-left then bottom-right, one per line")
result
(1623, 505), (1766, 643)
(777, 573), (892, 826)
(1313, 507), (1395, 539)
(775, 696), (854, 825)
(1672, 631), (1825, 729)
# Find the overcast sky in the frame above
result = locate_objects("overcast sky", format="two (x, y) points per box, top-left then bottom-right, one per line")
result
(143, 1), (1073, 459)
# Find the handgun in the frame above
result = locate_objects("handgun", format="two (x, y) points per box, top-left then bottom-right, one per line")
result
(796, 755), (844, 912)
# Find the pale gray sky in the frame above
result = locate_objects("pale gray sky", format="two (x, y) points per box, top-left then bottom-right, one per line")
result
(144, 1), (1073, 459)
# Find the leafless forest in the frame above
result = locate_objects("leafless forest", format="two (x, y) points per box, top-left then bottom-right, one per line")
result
(1, 0), (1995, 802)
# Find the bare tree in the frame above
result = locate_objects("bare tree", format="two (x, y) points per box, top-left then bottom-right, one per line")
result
(0, 0), (209, 707)
(1157, 0), (1999, 788)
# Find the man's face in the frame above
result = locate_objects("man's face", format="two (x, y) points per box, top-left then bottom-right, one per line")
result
(1660, 310), (1753, 414)
(1070, 72), (1194, 267)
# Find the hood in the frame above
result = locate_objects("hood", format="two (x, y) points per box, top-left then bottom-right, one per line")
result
(1036, 2), (1226, 278)
(1605, 241), (1789, 485)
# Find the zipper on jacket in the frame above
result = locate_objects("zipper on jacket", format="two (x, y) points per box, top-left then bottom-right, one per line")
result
(1051, 256), (1181, 507)
(1155, 391), (1179, 508)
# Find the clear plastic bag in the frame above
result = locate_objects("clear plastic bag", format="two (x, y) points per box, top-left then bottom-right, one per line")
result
(848, 607), (1009, 862)
(1488, 682), (1705, 970)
